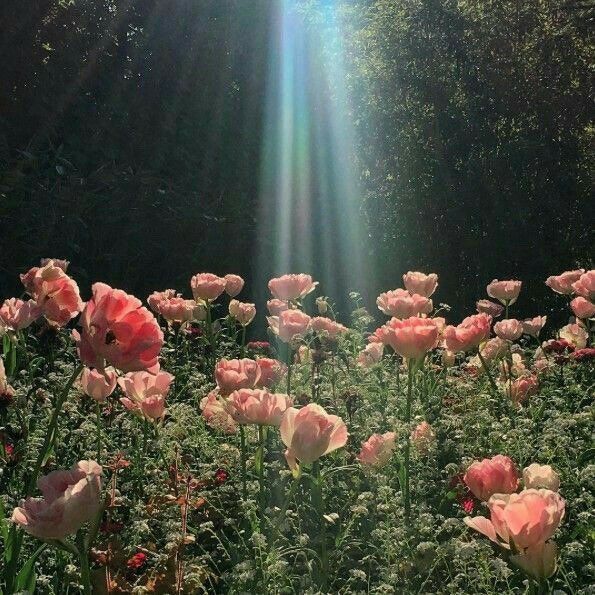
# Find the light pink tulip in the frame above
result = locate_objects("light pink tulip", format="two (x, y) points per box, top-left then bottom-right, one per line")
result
(356, 342), (384, 367)
(255, 358), (286, 388)
(147, 289), (177, 315)
(559, 323), (588, 349)
(443, 313), (492, 353)
(522, 316), (547, 338)
(73, 283), (164, 373)
(523, 464), (560, 492)
(268, 274), (318, 301)
(118, 369), (174, 421)
(511, 541), (558, 580)
(375, 316), (439, 361)
(476, 299), (504, 318)
(80, 367), (117, 403)
(486, 279), (522, 305)
(570, 296), (595, 319)
(310, 316), (348, 339)
(12, 460), (103, 540)
(463, 454), (519, 501)
(377, 289), (433, 318)
(571, 270), (595, 300)
(280, 403), (348, 471)
(267, 299), (289, 316)
(0, 298), (41, 331)
(224, 274), (244, 297)
(267, 309), (311, 343)
(545, 269), (585, 294)
(411, 421), (436, 454)
(357, 432), (396, 467)
(200, 390), (237, 434)
(480, 337), (508, 362)
(494, 319), (523, 341)
(509, 374), (539, 405)
(215, 358), (260, 396)
(227, 388), (292, 426)
(402, 271), (438, 297)
(160, 297), (203, 324)
(229, 300), (256, 326)
(190, 273), (226, 302)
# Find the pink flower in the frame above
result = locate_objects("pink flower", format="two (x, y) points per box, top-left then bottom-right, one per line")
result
(0, 298), (41, 331)
(147, 289), (177, 314)
(229, 300), (256, 326)
(255, 358), (286, 388)
(215, 358), (260, 396)
(11, 460), (103, 540)
(73, 283), (164, 373)
(494, 319), (523, 341)
(559, 323), (588, 349)
(410, 421), (436, 454)
(0, 358), (15, 398)
(267, 299), (289, 316)
(545, 269), (585, 295)
(268, 274), (318, 301)
(39, 258), (69, 271)
(310, 316), (348, 339)
(572, 347), (595, 362)
(375, 316), (439, 361)
(224, 274), (245, 297)
(476, 300), (504, 318)
(523, 464), (560, 492)
(190, 273), (226, 302)
(356, 342), (384, 367)
(443, 313), (492, 352)
(570, 297), (595, 319)
(118, 369), (174, 421)
(376, 289), (433, 318)
(227, 388), (292, 426)
(267, 309), (311, 343)
(571, 270), (595, 300)
(463, 455), (519, 501)
(480, 337), (508, 362)
(486, 279), (522, 305)
(80, 367), (117, 403)
(200, 390), (237, 434)
(522, 316), (547, 338)
(402, 271), (438, 297)
(280, 403), (348, 472)
(509, 374), (539, 405)
(357, 432), (396, 467)
(161, 296), (204, 324)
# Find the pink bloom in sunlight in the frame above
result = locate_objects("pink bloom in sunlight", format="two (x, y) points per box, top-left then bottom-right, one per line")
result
(411, 421), (436, 454)
(486, 279), (522, 305)
(215, 358), (260, 396)
(80, 367), (117, 403)
(375, 316), (439, 361)
(559, 323), (588, 349)
(226, 388), (292, 426)
(229, 300), (256, 326)
(11, 460), (103, 540)
(224, 274), (244, 297)
(268, 274), (318, 302)
(357, 342), (384, 367)
(522, 316), (547, 338)
(0, 298), (41, 331)
(509, 374), (539, 405)
(267, 299), (289, 316)
(402, 271), (438, 297)
(267, 309), (311, 343)
(545, 269), (584, 295)
(358, 432), (396, 467)
(570, 297), (595, 320)
(463, 455), (519, 502)
(464, 489), (565, 579)
(476, 300), (504, 318)
(160, 296), (204, 324)
(310, 316), (349, 340)
(147, 289), (177, 315)
(255, 358), (286, 389)
(443, 313), (492, 353)
(200, 390), (237, 434)
(480, 337), (508, 362)
(190, 273), (227, 302)
(571, 270), (595, 300)
(376, 289), (433, 318)
(494, 319), (523, 341)
(73, 283), (164, 373)
(118, 369), (174, 421)
(280, 403), (348, 472)
(523, 464), (560, 492)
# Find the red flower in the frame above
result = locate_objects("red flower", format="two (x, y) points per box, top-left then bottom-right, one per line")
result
(246, 341), (271, 351)
(126, 552), (147, 570)
(572, 348), (595, 362)
(214, 468), (229, 485)
(543, 339), (574, 354)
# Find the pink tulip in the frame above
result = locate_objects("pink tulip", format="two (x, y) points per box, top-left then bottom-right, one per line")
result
(12, 460), (103, 540)
(224, 274), (244, 297)
(480, 337), (508, 362)
(411, 421), (436, 454)
(546, 269), (585, 295)
(229, 300), (256, 326)
(375, 316), (439, 361)
(570, 297), (595, 319)
(511, 541), (558, 580)
(267, 299), (289, 316)
(268, 274), (318, 301)
(280, 403), (348, 472)
(0, 358), (15, 398)
(147, 289), (177, 314)
(267, 309), (311, 343)
(494, 319), (523, 341)
(40, 258), (69, 271)
(356, 342), (384, 367)
(559, 323), (588, 349)
(255, 358), (286, 388)
(215, 358), (260, 396)
(160, 296), (202, 323)
(0, 298), (41, 331)
(377, 289), (433, 318)
(402, 271), (438, 297)
(118, 369), (174, 421)
(476, 299), (504, 318)
(509, 374), (539, 405)
(73, 283), (164, 373)
(190, 273), (226, 302)
(227, 388), (292, 426)
(499, 353), (528, 380)
(357, 432), (396, 467)
(310, 316), (348, 339)
(486, 279), (522, 305)
(571, 270), (595, 300)
(443, 313), (492, 353)
(463, 454), (519, 501)
(200, 390), (237, 434)
(80, 367), (117, 403)
(522, 316), (547, 338)
(523, 464), (560, 492)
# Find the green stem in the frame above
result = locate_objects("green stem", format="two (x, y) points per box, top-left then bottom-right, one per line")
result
(286, 346), (293, 396)
(477, 350), (499, 397)
(239, 425), (247, 500)
(403, 359), (414, 524)
(312, 461), (328, 591)
(273, 470), (302, 534)
(96, 402), (102, 464)
(76, 532), (92, 595)
(258, 425), (265, 515)
(205, 301), (216, 358)
(240, 325), (246, 357)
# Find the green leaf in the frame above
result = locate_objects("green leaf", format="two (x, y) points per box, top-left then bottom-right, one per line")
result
(15, 544), (46, 593)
